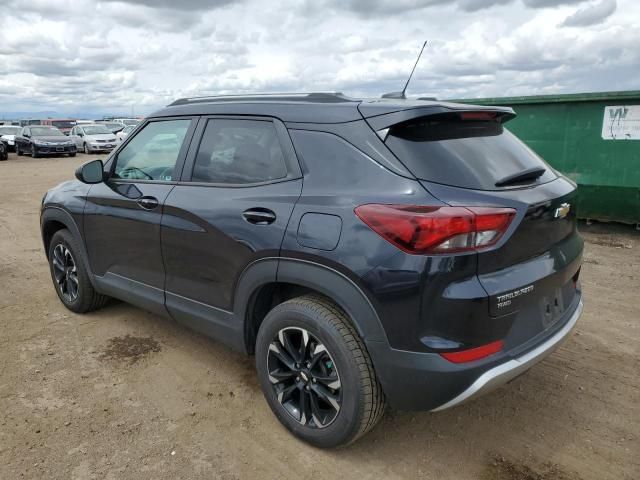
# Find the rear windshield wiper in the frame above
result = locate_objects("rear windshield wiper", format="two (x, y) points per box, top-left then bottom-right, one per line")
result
(495, 167), (546, 187)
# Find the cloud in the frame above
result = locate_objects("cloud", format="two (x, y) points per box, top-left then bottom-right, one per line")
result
(101, 0), (236, 10)
(0, 0), (638, 117)
(522, 0), (584, 7)
(562, 0), (616, 26)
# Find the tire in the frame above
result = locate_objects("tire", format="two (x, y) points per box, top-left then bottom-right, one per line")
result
(255, 294), (386, 448)
(83, 143), (90, 154)
(16, 144), (23, 156)
(69, 152), (76, 157)
(0, 146), (7, 161)
(31, 144), (39, 158)
(48, 229), (109, 313)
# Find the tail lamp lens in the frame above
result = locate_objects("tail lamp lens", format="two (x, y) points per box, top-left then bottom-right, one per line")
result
(354, 204), (516, 254)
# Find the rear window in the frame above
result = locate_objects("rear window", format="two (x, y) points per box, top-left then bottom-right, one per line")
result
(385, 113), (557, 190)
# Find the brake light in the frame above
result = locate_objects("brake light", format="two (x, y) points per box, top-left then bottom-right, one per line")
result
(440, 340), (504, 363)
(354, 204), (515, 254)
(459, 111), (498, 121)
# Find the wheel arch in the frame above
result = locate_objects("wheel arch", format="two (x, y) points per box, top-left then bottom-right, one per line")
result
(41, 207), (96, 287)
(235, 257), (388, 354)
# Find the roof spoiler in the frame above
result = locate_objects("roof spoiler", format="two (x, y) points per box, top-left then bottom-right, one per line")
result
(362, 103), (516, 132)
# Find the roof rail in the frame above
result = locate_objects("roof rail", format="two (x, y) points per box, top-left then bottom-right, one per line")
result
(168, 92), (356, 106)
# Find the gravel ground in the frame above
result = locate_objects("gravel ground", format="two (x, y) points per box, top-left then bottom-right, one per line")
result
(0, 152), (638, 480)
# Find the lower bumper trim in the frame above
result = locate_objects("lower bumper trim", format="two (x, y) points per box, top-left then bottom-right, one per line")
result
(431, 299), (583, 412)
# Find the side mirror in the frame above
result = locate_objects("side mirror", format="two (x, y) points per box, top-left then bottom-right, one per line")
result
(78, 132), (84, 137)
(75, 159), (105, 184)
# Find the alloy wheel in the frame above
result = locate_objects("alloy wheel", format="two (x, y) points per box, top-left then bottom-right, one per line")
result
(267, 327), (342, 429)
(52, 244), (79, 302)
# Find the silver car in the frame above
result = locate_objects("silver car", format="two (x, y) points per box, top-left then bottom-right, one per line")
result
(69, 124), (118, 154)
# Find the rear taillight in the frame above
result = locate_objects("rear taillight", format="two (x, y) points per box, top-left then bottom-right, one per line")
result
(440, 340), (504, 363)
(354, 204), (516, 254)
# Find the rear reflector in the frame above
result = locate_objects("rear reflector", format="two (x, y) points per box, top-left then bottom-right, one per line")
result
(354, 204), (516, 254)
(440, 340), (504, 363)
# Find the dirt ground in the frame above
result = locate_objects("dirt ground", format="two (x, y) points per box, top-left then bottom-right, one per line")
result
(0, 152), (638, 480)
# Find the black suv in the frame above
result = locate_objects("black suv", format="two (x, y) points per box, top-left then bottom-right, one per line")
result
(40, 93), (583, 447)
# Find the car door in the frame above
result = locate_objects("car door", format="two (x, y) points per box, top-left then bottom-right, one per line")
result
(69, 127), (80, 148)
(83, 117), (197, 315)
(160, 116), (303, 347)
(16, 127), (28, 151)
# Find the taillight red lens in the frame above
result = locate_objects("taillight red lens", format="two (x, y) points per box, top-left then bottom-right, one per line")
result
(354, 204), (515, 254)
(440, 340), (504, 363)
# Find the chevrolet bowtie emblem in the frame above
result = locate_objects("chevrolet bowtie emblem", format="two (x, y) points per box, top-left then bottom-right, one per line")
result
(554, 203), (571, 219)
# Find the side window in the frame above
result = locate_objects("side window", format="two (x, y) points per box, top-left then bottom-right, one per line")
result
(113, 120), (191, 181)
(191, 119), (288, 184)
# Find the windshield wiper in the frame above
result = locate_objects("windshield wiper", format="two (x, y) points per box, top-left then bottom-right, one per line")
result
(495, 167), (546, 187)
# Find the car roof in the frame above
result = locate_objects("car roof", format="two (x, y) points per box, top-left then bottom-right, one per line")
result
(148, 92), (515, 125)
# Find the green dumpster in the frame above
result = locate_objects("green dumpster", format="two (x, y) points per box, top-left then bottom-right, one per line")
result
(451, 91), (640, 226)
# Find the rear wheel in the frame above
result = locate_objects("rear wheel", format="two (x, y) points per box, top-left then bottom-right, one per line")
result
(48, 229), (109, 313)
(255, 295), (385, 448)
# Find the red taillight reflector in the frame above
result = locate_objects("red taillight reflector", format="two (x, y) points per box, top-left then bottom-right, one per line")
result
(440, 340), (504, 364)
(354, 204), (515, 254)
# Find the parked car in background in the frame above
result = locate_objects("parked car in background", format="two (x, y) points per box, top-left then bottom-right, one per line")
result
(0, 125), (22, 151)
(15, 126), (76, 157)
(95, 121), (125, 134)
(19, 119), (42, 127)
(116, 124), (136, 143)
(69, 124), (118, 153)
(112, 118), (140, 126)
(42, 119), (77, 135)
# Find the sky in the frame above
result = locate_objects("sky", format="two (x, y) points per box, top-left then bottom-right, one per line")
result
(0, 0), (638, 118)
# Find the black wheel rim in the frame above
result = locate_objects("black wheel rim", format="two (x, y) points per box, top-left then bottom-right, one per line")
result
(52, 244), (79, 302)
(267, 327), (342, 429)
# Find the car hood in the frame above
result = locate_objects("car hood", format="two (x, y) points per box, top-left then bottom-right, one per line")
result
(86, 134), (117, 141)
(1, 134), (16, 140)
(33, 136), (73, 143)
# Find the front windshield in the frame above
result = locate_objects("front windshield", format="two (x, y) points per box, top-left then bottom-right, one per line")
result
(83, 125), (111, 135)
(123, 125), (135, 133)
(0, 127), (20, 135)
(122, 120), (139, 126)
(31, 127), (65, 136)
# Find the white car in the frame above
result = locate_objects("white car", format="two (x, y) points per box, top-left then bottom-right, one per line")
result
(0, 125), (22, 151)
(112, 118), (140, 127)
(116, 125), (136, 143)
(69, 124), (118, 154)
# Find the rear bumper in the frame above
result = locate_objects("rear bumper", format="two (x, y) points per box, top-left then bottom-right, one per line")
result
(431, 299), (582, 411)
(366, 295), (582, 411)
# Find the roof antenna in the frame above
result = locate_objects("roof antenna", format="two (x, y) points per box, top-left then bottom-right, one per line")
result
(382, 41), (428, 99)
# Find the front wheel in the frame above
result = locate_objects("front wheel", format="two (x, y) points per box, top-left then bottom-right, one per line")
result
(255, 295), (386, 448)
(31, 144), (39, 158)
(83, 143), (90, 154)
(16, 144), (23, 156)
(69, 152), (76, 157)
(48, 229), (109, 313)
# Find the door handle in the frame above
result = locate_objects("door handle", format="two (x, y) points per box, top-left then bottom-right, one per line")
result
(242, 208), (276, 225)
(137, 196), (159, 210)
